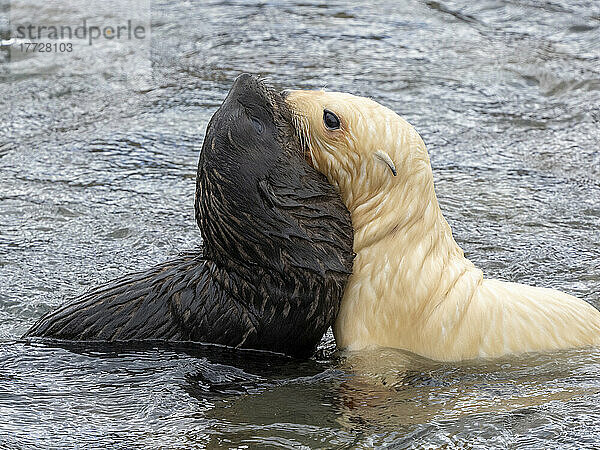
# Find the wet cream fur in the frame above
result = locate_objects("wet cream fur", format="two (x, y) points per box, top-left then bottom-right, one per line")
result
(287, 90), (600, 362)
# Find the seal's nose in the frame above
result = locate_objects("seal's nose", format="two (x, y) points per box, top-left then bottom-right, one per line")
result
(232, 73), (256, 90)
(230, 73), (260, 93)
(281, 89), (291, 99)
(223, 73), (261, 107)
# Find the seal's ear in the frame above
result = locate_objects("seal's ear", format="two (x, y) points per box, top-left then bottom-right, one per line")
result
(374, 150), (397, 177)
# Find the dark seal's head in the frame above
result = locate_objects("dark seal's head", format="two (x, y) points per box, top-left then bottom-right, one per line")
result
(196, 74), (354, 357)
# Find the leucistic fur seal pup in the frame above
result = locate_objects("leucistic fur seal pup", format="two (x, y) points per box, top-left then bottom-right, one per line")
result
(25, 75), (354, 358)
(286, 89), (600, 361)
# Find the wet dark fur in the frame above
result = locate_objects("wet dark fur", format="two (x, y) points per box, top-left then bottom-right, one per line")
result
(25, 74), (354, 358)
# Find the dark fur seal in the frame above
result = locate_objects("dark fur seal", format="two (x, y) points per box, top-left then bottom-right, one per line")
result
(25, 74), (354, 358)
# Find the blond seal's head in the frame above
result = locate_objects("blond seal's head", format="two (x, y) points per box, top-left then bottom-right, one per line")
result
(286, 90), (437, 241)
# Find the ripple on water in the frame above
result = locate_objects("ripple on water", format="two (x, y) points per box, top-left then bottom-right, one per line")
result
(1, 0), (600, 447)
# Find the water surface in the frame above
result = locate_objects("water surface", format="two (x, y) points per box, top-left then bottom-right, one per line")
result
(1, 0), (600, 447)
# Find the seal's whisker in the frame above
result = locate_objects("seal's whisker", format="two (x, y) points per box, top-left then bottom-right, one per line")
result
(288, 108), (309, 120)
(260, 75), (274, 85)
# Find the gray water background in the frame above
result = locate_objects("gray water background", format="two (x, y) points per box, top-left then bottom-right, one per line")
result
(1, 0), (600, 448)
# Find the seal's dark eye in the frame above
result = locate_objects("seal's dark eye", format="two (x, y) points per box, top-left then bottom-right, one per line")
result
(250, 117), (264, 134)
(323, 109), (340, 130)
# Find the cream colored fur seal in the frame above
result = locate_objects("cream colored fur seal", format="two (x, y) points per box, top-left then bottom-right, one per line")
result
(286, 90), (600, 362)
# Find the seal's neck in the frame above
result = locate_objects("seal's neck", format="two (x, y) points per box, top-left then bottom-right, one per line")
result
(343, 143), (460, 258)
(339, 137), (481, 323)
